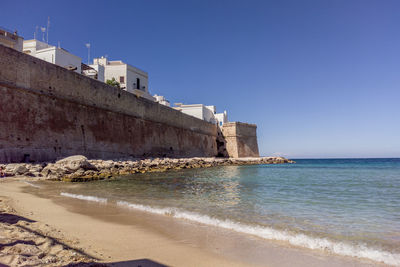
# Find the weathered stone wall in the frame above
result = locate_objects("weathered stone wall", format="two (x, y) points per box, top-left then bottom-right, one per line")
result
(0, 45), (217, 163)
(221, 122), (260, 158)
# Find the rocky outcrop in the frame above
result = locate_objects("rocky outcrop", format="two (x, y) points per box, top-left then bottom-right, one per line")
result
(41, 155), (97, 180)
(0, 156), (295, 182)
(1, 163), (44, 177)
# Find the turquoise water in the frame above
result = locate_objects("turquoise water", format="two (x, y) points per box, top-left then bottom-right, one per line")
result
(39, 158), (400, 265)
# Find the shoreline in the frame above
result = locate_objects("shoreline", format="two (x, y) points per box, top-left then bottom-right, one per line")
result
(0, 180), (387, 267)
(0, 181), (254, 267)
(1, 155), (294, 182)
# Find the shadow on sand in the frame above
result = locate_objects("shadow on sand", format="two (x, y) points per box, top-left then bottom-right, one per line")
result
(0, 212), (99, 261)
(64, 259), (168, 267)
(0, 213), (169, 267)
(0, 213), (35, 224)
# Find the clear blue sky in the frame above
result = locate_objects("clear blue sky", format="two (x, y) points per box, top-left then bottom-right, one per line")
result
(3, 0), (400, 158)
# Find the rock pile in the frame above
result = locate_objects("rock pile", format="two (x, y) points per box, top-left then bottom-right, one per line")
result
(0, 156), (295, 182)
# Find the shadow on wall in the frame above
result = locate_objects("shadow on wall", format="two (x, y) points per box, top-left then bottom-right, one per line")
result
(216, 128), (228, 157)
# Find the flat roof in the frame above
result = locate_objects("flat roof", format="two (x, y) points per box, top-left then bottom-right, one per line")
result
(35, 46), (82, 60)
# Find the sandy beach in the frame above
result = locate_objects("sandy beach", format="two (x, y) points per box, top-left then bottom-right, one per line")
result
(0, 178), (388, 267)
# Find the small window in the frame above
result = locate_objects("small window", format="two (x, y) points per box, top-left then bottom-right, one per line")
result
(136, 78), (141, 89)
(119, 76), (125, 83)
(219, 122), (223, 126)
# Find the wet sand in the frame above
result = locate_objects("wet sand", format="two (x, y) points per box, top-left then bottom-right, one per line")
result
(0, 179), (388, 267)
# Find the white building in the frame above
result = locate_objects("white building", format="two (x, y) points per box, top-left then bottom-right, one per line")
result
(23, 39), (81, 73)
(91, 57), (154, 101)
(82, 63), (104, 81)
(0, 27), (23, 51)
(215, 110), (228, 126)
(23, 39), (51, 54)
(174, 103), (228, 126)
(153, 94), (170, 107)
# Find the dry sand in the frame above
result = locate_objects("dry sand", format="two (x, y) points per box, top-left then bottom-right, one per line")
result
(0, 195), (93, 266)
(0, 178), (389, 267)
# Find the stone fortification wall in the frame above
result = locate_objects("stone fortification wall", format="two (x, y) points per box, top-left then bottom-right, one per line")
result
(221, 122), (260, 158)
(0, 45), (217, 163)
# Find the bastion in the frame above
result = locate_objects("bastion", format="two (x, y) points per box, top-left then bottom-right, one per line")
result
(221, 122), (259, 158)
(0, 45), (259, 163)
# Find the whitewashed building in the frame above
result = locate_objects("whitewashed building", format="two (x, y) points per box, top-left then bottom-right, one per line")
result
(23, 39), (81, 73)
(153, 94), (170, 107)
(174, 103), (228, 126)
(82, 63), (104, 81)
(215, 110), (228, 126)
(91, 57), (154, 101)
(0, 27), (23, 51)
(23, 39), (51, 54)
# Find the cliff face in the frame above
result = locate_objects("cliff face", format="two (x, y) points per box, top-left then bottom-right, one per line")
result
(0, 45), (218, 163)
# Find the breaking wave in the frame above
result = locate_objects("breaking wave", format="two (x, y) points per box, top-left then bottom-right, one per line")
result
(116, 200), (400, 266)
(60, 192), (107, 203)
(23, 181), (41, 188)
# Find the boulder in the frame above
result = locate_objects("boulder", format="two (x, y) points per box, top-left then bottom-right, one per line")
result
(55, 155), (96, 171)
(5, 164), (29, 176)
(40, 164), (67, 179)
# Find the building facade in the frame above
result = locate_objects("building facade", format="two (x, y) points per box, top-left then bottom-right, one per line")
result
(23, 39), (81, 73)
(82, 63), (105, 81)
(174, 103), (228, 126)
(91, 57), (154, 101)
(174, 104), (217, 124)
(215, 111), (228, 126)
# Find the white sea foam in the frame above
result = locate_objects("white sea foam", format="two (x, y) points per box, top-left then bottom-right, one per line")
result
(60, 192), (107, 203)
(116, 200), (400, 266)
(23, 181), (41, 188)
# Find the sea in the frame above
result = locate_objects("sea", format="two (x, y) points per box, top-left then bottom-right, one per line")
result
(30, 158), (400, 266)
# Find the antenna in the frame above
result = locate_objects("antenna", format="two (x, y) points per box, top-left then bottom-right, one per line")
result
(58, 41), (60, 48)
(40, 27), (46, 42)
(46, 16), (50, 44)
(85, 43), (91, 64)
(34, 26), (38, 40)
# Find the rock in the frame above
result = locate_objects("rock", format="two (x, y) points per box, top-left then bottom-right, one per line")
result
(55, 155), (96, 171)
(40, 164), (67, 180)
(5, 164), (29, 176)
(99, 160), (114, 169)
(26, 164), (44, 176)
(1, 155), (295, 180)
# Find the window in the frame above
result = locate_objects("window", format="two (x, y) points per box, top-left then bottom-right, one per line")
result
(119, 76), (125, 83)
(219, 122), (223, 126)
(136, 78), (140, 90)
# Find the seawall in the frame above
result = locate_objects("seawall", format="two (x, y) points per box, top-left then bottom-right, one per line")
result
(0, 45), (218, 163)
